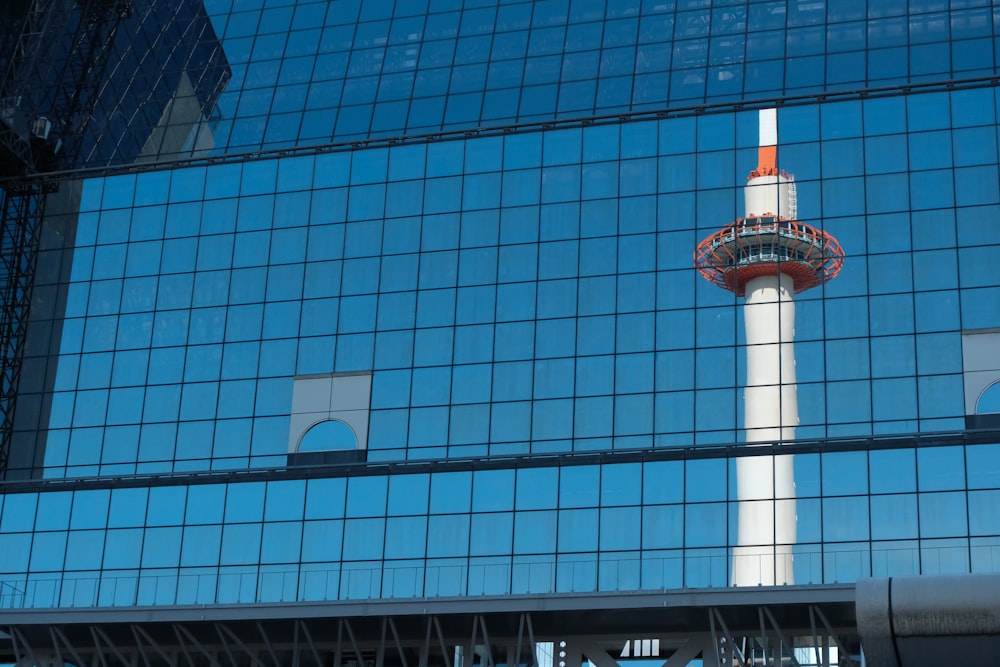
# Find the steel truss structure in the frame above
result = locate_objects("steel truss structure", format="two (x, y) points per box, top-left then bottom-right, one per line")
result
(0, 183), (46, 478)
(0, 0), (132, 478)
(0, 589), (862, 667)
(1, 0), (133, 175)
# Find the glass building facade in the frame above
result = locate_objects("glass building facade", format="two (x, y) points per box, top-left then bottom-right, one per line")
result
(2, 0), (1000, 609)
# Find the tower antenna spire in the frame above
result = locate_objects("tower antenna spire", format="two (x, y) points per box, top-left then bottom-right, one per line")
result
(753, 107), (778, 176)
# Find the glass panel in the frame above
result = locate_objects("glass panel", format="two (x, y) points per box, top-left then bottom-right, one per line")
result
(221, 524), (262, 565)
(967, 444), (1000, 490)
(301, 520), (344, 563)
(686, 460), (727, 502)
(70, 490), (110, 530)
(384, 517), (428, 559)
(870, 449), (916, 494)
(601, 463), (641, 506)
(822, 497), (870, 542)
(917, 446), (965, 491)
(516, 468), (558, 510)
(35, 492), (73, 531)
(978, 382), (1000, 413)
(265, 481), (307, 522)
(342, 519), (385, 560)
(147, 488), (187, 527)
(470, 513), (514, 556)
(642, 461), (684, 504)
(513, 511), (557, 554)
(305, 478), (347, 520)
(600, 507), (640, 551)
(181, 525), (223, 567)
(685, 503), (727, 548)
(429, 471), (471, 514)
(870, 494), (918, 541)
(260, 522), (304, 564)
(558, 508), (598, 553)
(299, 421), (358, 451)
(559, 466), (600, 508)
(0, 493), (38, 533)
(472, 469), (515, 512)
(224, 483), (265, 523)
(346, 477), (388, 518)
(822, 452), (868, 496)
(186, 486), (225, 525)
(388, 474), (430, 516)
(918, 492), (968, 538)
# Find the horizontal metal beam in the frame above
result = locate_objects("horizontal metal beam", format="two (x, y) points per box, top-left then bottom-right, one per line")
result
(0, 584), (856, 628)
(3, 72), (998, 186)
(1, 429), (996, 496)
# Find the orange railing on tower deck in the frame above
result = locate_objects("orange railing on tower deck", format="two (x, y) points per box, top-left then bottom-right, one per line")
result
(693, 215), (844, 296)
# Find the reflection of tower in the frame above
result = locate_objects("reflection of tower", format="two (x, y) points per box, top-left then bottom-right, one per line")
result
(694, 109), (845, 586)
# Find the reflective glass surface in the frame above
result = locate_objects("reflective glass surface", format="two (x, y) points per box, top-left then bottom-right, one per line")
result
(1, 444), (999, 607)
(3, 0), (1000, 611)
(21, 91), (995, 474)
(113, 0), (1000, 157)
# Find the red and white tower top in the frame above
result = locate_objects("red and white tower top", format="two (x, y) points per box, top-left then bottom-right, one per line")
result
(694, 109), (844, 296)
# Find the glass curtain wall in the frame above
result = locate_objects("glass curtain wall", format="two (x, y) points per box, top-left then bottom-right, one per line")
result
(2, 441), (999, 608)
(4, 0), (1000, 611)
(18, 90), (995, 476)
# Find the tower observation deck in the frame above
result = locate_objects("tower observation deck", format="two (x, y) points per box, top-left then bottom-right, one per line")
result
(694, 152), (844, 296)
(693, 109), (845, 588)
(694, 212), (844, 296)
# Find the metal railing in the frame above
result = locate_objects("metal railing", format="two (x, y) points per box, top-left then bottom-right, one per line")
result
(1, 544), (995, 610)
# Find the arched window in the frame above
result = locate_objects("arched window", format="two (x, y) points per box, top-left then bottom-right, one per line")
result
(298, 420), (358, 452)
(978, 381), (1000, 415)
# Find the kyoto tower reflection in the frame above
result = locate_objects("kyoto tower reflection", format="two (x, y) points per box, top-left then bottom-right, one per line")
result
(694, 109), (844, 586)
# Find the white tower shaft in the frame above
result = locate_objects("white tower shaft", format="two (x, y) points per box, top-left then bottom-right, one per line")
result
(733, 273), (798, 586)
(745, 174), (794, 219)
(732, 108), (798, 587)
